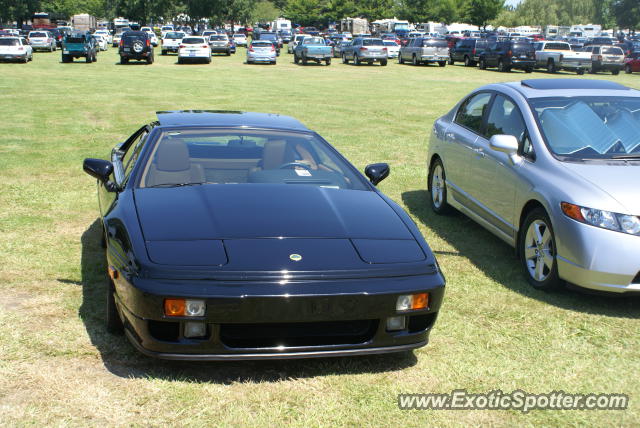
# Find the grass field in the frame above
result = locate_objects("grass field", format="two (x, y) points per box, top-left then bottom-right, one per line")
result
(0, 46), (639, 427)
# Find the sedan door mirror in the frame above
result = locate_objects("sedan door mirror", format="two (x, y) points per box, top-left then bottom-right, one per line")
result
(365, 163), (390, 186)
(83, 158), (114, 184)
(489, 135), (523, 165)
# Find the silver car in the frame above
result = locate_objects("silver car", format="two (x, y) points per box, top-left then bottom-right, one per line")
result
(247, 40), (276, 64)
(341, 37), (388, 66)
(427, 79), (640, 293)
(399, 37), (448, 66)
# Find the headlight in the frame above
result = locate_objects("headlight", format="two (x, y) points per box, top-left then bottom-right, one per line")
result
(561, 202), (640, 235)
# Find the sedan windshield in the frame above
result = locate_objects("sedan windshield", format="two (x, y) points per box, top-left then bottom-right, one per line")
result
(140, 129), (368, 190)
(0, 39), (19, 46)
(530, 96), (640, 159)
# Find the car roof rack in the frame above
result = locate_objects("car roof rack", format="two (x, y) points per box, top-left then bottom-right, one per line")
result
(520, 79), (630, 91)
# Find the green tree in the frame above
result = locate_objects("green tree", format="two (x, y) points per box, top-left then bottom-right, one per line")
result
(463, 0), (504, 30)
(252, 0), (280, 23)
(613, 0), (640, 30)
(284, 0), (327, 26)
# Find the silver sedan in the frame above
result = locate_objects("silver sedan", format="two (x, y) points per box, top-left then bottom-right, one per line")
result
(427, 79), (640, 293)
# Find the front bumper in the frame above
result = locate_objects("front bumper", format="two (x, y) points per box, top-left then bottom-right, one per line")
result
(113, 272), (445, 360)
(555, 215), (640, 293)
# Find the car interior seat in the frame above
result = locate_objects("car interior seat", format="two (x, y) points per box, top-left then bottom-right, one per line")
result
(145, 139), (205, 186)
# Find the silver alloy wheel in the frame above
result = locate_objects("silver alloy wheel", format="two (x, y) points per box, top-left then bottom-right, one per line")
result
(524, 219), (554, 282)
(431, 164), (444, 209)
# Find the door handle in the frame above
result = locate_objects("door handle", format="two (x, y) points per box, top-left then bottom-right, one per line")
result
(445, 132), (455, 140)
(475, 148), (485, 158)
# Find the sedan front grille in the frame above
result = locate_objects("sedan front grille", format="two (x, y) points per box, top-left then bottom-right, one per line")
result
(220, 319), (378, 348)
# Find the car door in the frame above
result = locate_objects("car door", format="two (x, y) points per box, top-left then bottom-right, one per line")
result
(484, 42), (498, 66)
(443, 92), (493, 206)
(469, 94), (530, 239)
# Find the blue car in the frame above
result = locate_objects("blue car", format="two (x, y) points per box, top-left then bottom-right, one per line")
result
(83, 111), (445, 360)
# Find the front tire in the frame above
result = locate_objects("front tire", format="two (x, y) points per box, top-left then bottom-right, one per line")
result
(498, 59), (508, 72)
(398, 54), (404, 64)
(438, 61), (446, 67)
(412, 54), (418, 66)
(464, 56), (471, 66)
(354, 54), (361, 66)
(325, 58), (331, 66)
(342, 53), (348, 64)
(428, 159), (451, 215)
(519, 208), (562, 291)
(106, 280), (124, 334)
(479, 58), (486, 70)
(547, 59), (556, 73)
(380, 59), (387, 66)
(625, 64), (632, 74)
(612, 69), (620, 75)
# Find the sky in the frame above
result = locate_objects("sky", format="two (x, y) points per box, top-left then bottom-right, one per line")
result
(505, 0), (522, 6)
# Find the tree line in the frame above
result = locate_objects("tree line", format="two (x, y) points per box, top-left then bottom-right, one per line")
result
(1, 0), (637, 31)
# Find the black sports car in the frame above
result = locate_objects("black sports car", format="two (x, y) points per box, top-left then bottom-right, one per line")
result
(83, 111), (445, 360)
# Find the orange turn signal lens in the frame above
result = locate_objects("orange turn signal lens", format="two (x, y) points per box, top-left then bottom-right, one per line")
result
(561, 202), (585, 222)
(411, 293), (429, 310)
(164, 299), (186, 316)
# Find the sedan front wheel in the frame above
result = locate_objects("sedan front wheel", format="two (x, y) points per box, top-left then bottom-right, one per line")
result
(428, 159), (451, 215)
(520, 208), (562, 291)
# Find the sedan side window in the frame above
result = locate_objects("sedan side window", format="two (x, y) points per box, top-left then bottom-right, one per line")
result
(486, 95), (534, 159)
(454, 92), (492, 135)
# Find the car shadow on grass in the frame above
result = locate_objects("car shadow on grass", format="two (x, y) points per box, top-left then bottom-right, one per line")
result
(77, 219), (418, 383)
(401, 190), (640, 318)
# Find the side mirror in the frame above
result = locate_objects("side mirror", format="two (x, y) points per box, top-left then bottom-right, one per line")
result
(489, 135), (522, 165)
(365, 163), (390, 186)
(83, 158), (113, 184)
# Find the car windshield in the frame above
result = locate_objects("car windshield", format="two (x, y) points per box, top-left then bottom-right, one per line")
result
(182, 37), (205, 44)
(602, 47), (623, 55)
(141, 129), (368, 190)
(210, 35), (226, 40)
(30, 32), (47, 37)
(383, 41), (398, 46)
(0, 39), (19, 46)
(362, 39), (383, 46)
(531, 96), (640, 159)
(65, 36), (85, 43)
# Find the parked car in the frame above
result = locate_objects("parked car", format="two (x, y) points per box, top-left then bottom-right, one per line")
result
(82, 110), (445, 359)
(428, 78), (640, 293)
(479, 40), (535, 72)
(255, 31), (281, 55)
(624, 51), (640, 74)
(178, 36), (211, 64)
(47, 28), (63, 47)
(139, 27), (158, 47)
(582, 45), (625, 75)
(293, 36), (332, 65)
(92, 34), (108, 51)
(279, 29), (292, 43)
(160, 25), (174, 38)
(28, 30), (56, 52)
(342, 37), (388, 66)
(399, 37), (448, 66)
(61, 31), (97, 63)
(161, 31), (185, 55)
(449, 38), (487, 66)
(246, 40), (276, 64)
(383, 40), (400, 58)
(288, 34), (306, 53)
(232, 33), (247, 47)
(119, 31), (154, 64)
(94, 29), (112, 44)
(533, 41), (591, 74)
(0, 36), (33, 62)
(333, 40), (350, 58)
(208, 34), (232, 55)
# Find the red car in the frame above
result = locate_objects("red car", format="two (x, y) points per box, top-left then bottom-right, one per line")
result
(624, 52), (640, 74)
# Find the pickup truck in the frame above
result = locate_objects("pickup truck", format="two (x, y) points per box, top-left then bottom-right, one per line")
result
(61, 31), (97, 63)
(533, 41), (591, 74)
(293, 37), (332, 65)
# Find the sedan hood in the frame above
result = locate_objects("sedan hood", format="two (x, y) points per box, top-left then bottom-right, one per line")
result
(134, 184), (414, 241)
(133, 184), (427, 269)
(559, 162), (640, 213)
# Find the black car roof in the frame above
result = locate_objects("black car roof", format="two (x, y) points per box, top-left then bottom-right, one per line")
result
(156, 110), (309, 130)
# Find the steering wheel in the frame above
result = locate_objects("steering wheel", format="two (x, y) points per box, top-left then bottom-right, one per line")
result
(278, 162), (312, 170)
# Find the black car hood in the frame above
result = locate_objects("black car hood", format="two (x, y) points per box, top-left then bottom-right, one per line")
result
(134, 184), (414, 241)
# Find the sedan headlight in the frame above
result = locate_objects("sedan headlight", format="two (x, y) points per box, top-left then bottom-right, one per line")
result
(561, 202), (640, 235)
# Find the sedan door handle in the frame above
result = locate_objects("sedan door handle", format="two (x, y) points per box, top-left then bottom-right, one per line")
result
(474, 148), (485, 158)
(445, 132), (455, 140)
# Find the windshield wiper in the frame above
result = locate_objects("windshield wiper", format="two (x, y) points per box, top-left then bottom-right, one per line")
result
(610, 154), (640, 160)
(147, 182), (208, 188)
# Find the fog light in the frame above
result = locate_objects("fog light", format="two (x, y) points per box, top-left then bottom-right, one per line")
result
(396, 293), (429, 311)
(386, 316), (406, 331)
(184, 321), (206, 338)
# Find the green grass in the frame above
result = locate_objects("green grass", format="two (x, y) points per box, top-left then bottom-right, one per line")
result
(0, 47), (639, 427)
